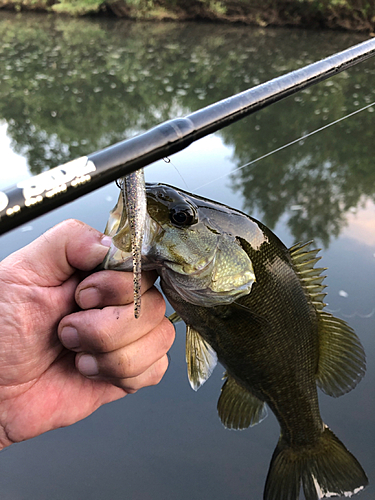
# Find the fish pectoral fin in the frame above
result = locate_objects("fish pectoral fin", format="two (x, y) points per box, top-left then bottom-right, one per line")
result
(316, 311), (366, 397)
(168, 311), (183, 324)
(217, 375), (267, 430)
(186, 325), (218, 391)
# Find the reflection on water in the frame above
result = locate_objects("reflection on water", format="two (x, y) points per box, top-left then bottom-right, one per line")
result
(0, 12), (374, 500)
(1, 14), (375, 246)
(228, 97), (375, 246)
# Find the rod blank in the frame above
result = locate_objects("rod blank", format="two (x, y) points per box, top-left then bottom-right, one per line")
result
(1, 37), (375, 235)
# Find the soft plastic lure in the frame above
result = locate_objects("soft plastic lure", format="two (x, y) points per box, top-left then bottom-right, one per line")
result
(122, 168), (146, 318)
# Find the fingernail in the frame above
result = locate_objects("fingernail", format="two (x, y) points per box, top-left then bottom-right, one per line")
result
(101, 235), (112, 248)
(78, 287), (100, 309)
(60, 326), (80, 349)
(77, 354), (99, 377)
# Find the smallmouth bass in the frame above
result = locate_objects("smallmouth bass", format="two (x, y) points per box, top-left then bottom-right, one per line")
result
(102, 183), (368, 500)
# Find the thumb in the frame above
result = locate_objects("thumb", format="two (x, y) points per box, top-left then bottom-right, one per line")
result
(1, 219), (111, 286)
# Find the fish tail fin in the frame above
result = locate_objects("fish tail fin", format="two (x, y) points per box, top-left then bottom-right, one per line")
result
(264, 426), (368, 500)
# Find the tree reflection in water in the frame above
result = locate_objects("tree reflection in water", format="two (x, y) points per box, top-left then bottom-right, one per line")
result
(1, 14), (374, 244)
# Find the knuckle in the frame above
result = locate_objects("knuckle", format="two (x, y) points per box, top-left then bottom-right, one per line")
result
(63, 218), (84, 229)
(55, 218), (85, 234)
(124, 387), (138, 395)
(158, 318), (176, 352)
(98, 348), (137, 380)
(149, 356), (169, 386)
(114, 379), (139, 394)
(96, 329), (116, 351)
(85, 322), (119, 353)
(101, 271), (134, 302)
(117, 348), (137, 377)
(118, 356), (169, 392)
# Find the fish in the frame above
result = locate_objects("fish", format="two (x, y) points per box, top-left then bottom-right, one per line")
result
(106, 170), (147, 318)
(102, 183), (368, 500)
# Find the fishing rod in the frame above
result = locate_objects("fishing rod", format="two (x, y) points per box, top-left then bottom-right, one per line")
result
(1, 37), (375, 235)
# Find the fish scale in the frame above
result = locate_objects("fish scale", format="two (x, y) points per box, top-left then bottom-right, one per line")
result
(103, 183), (367, 500)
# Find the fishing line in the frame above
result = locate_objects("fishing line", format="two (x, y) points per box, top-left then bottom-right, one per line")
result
(163, 157), (190, 190)
(193, 100), (375, 192)
(115, 158), (189, 191)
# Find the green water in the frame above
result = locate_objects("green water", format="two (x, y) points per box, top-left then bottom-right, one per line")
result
(0, 12), (374, 500)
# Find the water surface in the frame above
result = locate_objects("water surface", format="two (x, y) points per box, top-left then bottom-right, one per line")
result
(0, 13), (374, 500)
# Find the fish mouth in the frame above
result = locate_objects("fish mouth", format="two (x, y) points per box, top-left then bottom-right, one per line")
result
(101, 216), (215, 276)
(101, 213), (163, 272)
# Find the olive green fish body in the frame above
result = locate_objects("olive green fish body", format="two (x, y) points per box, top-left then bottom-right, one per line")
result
(162, 217), (323, 447)
(103, 183), (367, 500)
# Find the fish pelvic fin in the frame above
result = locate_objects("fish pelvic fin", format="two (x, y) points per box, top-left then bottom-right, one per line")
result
(290, 241), (366, 397)
(186, 325), (217, 391)
(217, 374), (267, 430)
(264, 426), (368, 500)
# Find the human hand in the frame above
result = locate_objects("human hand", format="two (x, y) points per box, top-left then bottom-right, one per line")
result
(0, 219), (175, 449)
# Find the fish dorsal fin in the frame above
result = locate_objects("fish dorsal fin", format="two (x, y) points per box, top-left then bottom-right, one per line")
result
(217, 374), (267, 430)
(290, 241), (366, 397)
(186, 325), (217, 391)
(316, 311), (366, 397)
(289, 241), (327, 311)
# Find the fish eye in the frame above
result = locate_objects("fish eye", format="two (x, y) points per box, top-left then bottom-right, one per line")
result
(170, 204), (197, 227)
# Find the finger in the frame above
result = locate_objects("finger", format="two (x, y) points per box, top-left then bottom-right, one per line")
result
(2, 219), (111, 287)
(112, 355), (170, 394)
(75, 316), (175, 379)
(75, 270), (158, 310)
(58, 286), (166, 352)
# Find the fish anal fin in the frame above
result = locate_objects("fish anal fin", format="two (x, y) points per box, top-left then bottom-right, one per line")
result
(217, 374), (267, 430)
(264, 426), (368, 500)
(186, 325), (217, 391)
(316, 311), (366, 397)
